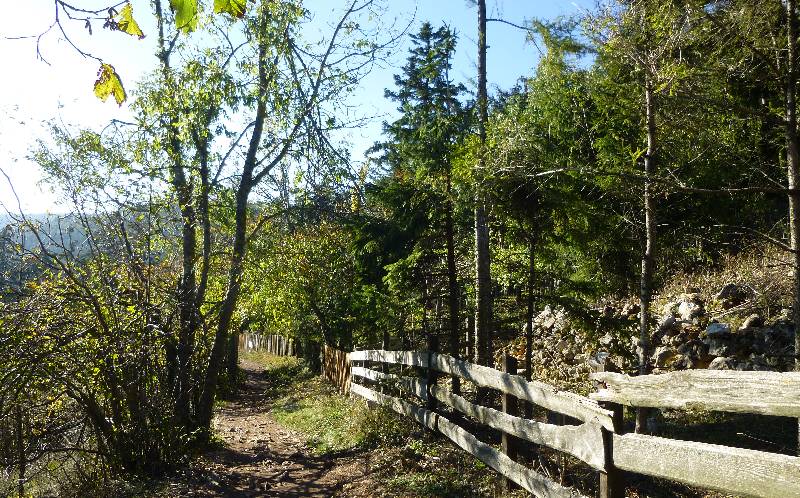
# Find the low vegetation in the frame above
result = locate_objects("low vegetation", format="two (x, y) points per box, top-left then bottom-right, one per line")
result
(3, 0), (800, 494)
(248, 352), (503, 497)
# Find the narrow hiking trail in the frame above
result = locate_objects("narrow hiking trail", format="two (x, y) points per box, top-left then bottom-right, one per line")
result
(160, 358), (384, 497)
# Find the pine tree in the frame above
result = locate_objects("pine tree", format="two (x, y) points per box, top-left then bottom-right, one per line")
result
(372, 22), (468, 377)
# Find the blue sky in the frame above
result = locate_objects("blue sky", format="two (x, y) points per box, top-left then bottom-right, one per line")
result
(0, 0), (593, 213)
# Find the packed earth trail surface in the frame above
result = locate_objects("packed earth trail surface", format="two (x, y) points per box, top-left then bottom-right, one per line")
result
(160, 358), (384, 497)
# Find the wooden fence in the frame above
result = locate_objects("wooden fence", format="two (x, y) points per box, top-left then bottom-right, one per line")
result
(336, 344), (800, 498)
(239, 333), (295, 356)
(322, 345), (351, 394)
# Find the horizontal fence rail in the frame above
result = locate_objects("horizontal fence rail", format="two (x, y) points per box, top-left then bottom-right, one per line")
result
(430, 385), (605, 470)
(612, 432), (800, 497)
(349, 382), (586, 498)
(350, 348), (599, 496)
(591, 370), (800, 417)
(342, 347), (800, 498)
(431, 353), (614, 431)
(350, 366), (428, 400)
(349, 350), (614, 430)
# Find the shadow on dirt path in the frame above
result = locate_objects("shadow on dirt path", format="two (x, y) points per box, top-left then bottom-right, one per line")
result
(161, 358), (381, 497)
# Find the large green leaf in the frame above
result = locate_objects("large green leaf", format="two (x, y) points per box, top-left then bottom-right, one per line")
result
(170, 0), (199, 33)
(94, 63), (127, 105)
(114, 3), (145, 39)
(214, 0), (248, 18)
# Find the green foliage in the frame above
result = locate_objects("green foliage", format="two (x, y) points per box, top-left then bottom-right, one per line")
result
(214, 0), (248, 18)
(11, 0), (800, 490)
(169, 0), (199, 33)
(360, 22), (470, 347)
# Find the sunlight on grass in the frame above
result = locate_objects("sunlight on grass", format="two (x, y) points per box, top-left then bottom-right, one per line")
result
(271, 376), (368, 453)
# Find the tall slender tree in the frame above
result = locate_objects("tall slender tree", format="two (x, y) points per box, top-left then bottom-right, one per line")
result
(474, 0), (493, 370)
(372, 23), (468, 384)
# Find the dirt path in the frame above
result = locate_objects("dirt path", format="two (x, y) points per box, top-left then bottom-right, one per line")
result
(163, 359), (381, 497)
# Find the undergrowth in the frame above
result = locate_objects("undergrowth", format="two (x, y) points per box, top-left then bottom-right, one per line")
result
(656, 244), (792, 324)
(245, 351), (508, 497)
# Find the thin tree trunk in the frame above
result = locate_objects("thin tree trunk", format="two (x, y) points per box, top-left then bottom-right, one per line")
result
(225, 319), (248, 393)
(475, 0), (492, 371)
(154, 0), (199, 428)
(197, 183), (252, 431)
(16, 404), (24, 498)
(786, 0), (800, 455)
(422, 280), (429, 342)
(197, 0), (278, 431)
(525, 232), (535, 418)
(636, 81), (657, 434)
(445, 171), (461, 395)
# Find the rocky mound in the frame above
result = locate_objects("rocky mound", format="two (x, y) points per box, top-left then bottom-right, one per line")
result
(495, 284), (796, 388)
(651, 288), (794, 372)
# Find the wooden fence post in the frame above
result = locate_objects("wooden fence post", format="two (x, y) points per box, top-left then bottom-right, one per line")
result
(427, 335), (439, 412)
(591, 354), (625, 498)
(599, 401), (624, 498)
(502, 354), (520, 491)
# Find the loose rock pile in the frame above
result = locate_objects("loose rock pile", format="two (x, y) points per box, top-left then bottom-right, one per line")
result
(495, 284), (796, 387)
(651, 287), (794, 372)
(495, 305), (636, 391)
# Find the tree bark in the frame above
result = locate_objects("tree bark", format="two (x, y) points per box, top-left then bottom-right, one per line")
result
(525, 232), (535, 418)
(786, 0), (800, 455)
(154, 0), (199, 428)
(197, 182), (252, 431)
(474, 0), (492, 371)
(636, 80), (657, 434)
(16, 404), (24, 498)
(445, 171), (461, 395)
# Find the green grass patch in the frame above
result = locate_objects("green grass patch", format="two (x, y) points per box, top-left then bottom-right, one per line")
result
(243, 351), (414, 454)
(270, 377), (416, 454)
(271, 376), (367, 453)
(381, 436), (498, 498)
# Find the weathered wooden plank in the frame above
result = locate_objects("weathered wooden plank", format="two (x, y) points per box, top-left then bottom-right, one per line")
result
(591, 370), (800, 417)
(612, 433), (800, 498)
(434, 405), (587, 498)
(350, 383), (585, 498)
(350, 382), (438, 429)
(430, 353), (614, 430)
(322, 345), (351, 394)
(350, 366), (428, 400)
(349, 350), (430, 368)
(431, 385), (605, 470)
(501, 355), (520, 492)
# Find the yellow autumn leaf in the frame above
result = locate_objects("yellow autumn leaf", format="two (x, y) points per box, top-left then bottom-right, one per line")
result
(94, 63), (127, 106)
(115, 3), (145, 39)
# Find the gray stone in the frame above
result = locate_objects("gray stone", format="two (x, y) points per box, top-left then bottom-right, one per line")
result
(654, 346), (678, 367)
(678, 300), (703, 321)
(741, 314), (764, 329)
(658, 316), (677, 333)
(714, 283), (750, 302)
(662, 302), (678, 317)
(671, 354), (696, 370)
(622, 302), (640, 317)
(706, 335), (733, 357)
(708, 356), (736, 370)
(706, 322), (731, 336)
